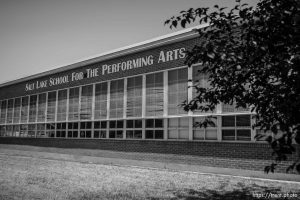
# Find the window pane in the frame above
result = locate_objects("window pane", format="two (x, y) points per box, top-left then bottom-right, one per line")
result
(168, 68), (188, 115)
(0, 100), (7, 124)
(193, 130), (204, 140)
(222, 116), (235, 127)
(6, 99), (14, 124)
(110, 80), (124, 118)
(236, 115), (251, 127)
(21, 97), (29, 123)
(47, 91), (56, 122)
(95, 82), (107, 119)
(146, 72), (163, 116)
(57, 90), (67, 121)
(127, 76), (142, 117)
(237, 129), (251, 141)
(80, 85), (93, 120)
(206, 129), (217, 140)
(222, 130), (235, 140)
(37, 93), (46, 122)
(13, 98), (21, 123)
(28, 95), (37, 122)
(69, 87), (79, 121)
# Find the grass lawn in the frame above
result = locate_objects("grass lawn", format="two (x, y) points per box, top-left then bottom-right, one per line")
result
(0, 153), (299, 200)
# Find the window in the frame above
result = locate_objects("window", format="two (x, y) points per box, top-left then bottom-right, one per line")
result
(193, 117), (218, 140)
(28, 124), (36, 137)
(37, 93), (46, 122)
(21, 97), (29, 123)
(192, 66), (214, 114)
(80, 85), (93, 120)
(94, 121), (107, 138)
(0, 100), (7, 124)
(168, 117), (189, 139)
(127, 76), (142, 117)
(109, 120), (123, 138)
(13, 98), (21, 123)
(20, 124), (28, 137)
(6, 125), (13, 136)
(47, 91), (56, 122)
(168, 68), (188, 115)
(95, 82), (107, 120)
(29, 95), (37, 122)
(69, 87), (80, 121)
(222, 115), (251, 141)
(6, 99), (14, 124)
(57, 90), (68, 121)
(36, 124), (46, 137)
(68, 122), (79, 138)
(13, 125), (20, 137)
(145, 118), (164, 139)
(80, 121), (92, 138)
(222, 102), (249, 113)
(56, 123), (66, 137)
(126, 119), (142, 139)
(46, 123), (55, 137)
(110, 80), (124, 119)
(0, 125), (5, 136)
(146, 72), (163, 116)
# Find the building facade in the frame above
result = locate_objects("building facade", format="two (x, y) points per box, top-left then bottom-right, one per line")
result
(0, 25), (298, 172)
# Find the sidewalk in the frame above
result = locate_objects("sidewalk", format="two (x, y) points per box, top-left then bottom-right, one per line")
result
(0, 144), (299, 183)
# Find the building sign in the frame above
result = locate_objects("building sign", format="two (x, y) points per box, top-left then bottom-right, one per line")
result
(25, 47), (186, 92)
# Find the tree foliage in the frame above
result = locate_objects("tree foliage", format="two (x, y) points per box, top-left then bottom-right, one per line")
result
(165, 0), (300, 173)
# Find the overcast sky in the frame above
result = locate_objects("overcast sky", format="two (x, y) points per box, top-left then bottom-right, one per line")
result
(0, 0), (258, 84)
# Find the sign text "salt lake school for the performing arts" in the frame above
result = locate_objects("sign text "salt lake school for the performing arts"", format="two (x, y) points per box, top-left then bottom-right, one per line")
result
(25, 48), (186, 92)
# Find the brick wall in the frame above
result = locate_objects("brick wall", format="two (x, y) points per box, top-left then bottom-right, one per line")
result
(0, 137), (299, 173)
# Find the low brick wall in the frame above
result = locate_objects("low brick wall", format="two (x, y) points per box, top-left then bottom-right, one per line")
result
(0, 137), (298, 173)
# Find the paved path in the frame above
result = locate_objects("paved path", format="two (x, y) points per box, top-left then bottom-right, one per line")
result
(0, 144), (299, 183)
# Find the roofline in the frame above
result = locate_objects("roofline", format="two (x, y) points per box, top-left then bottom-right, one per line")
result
(0, 23), (208, 88)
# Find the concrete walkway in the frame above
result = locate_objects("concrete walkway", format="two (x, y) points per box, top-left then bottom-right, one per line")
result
(0, 144), (299, 183)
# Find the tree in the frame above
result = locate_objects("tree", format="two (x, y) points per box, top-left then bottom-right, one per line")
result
(165, 0), (300, 173)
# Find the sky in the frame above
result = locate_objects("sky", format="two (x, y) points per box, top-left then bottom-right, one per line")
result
(0, 0), (259, 84)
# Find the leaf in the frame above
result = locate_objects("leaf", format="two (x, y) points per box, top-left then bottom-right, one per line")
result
(181, 19), (187, 28)
(172, 20), (178, 28)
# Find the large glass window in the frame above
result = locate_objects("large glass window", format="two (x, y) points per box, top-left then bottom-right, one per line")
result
(145, 118), (164, 139)
(95, 82), (107, 120)
(192, 66), (214, 113)
(46, 123), (55, 137)
(6, 99), (14, 124)
(94, 121), (107, 138)
(126, 119), (142, 139)
(127, 76), (142, 117)
(21, 97), (29, 123)
(57, 90), (68, 121)
(68, 122), (79, 138)
(28, 124), (36, 137)
(13, 98), (21, 123)
(109, 120), (123, 138)
(56, 123), (66, 137)
(6, 125), (13, 136)
(168, 117), (189, 139)
(146, 72), (163, 116)
(0, 125), (5, 136)
(47, 91), (56, 122)
(79, 121), (92, 138)
(20, 124), (28, 137)
(29, 95), (37, 122)
(110, 80), (124, 119)
(0, 100), (7, 124)
(37, 93), (46, 122)
(193, 117), (218, 140)
(13, 125), (20, 137)
(168, 68), (188, 115)
(69, 87), (80, 121)
(80, 85), (93, 120)
(222, 115), (251, 141)
(36, 124), (46, 137)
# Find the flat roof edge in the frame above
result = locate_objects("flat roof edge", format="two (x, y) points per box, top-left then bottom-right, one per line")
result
(0, 24), (208, 88)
